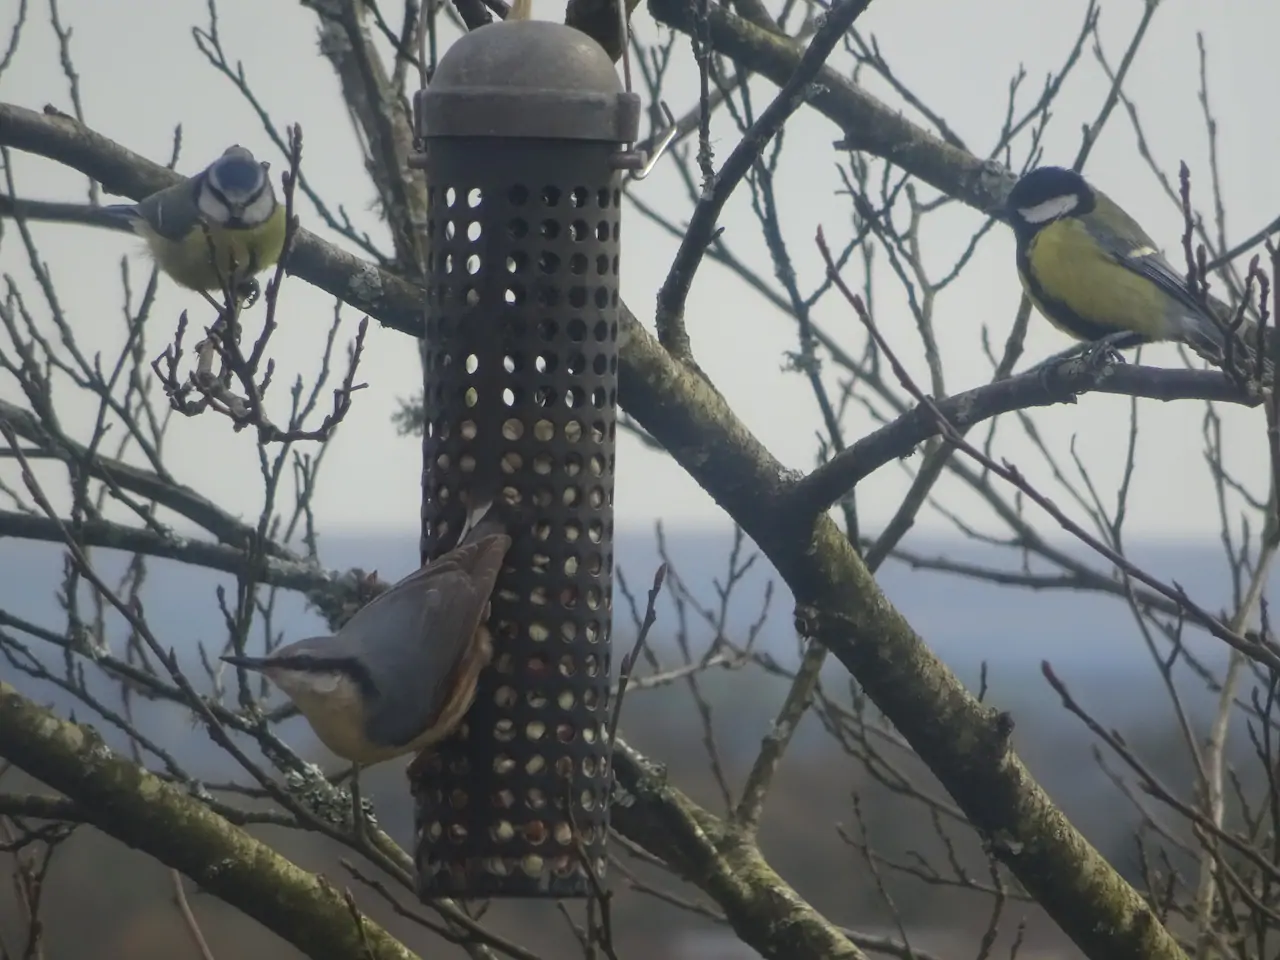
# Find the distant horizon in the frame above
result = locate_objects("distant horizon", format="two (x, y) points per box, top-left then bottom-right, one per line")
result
(3, 527), (1265, 681)
(292, 520), (1240, 548)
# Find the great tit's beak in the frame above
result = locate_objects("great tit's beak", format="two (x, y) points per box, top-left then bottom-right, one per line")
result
(222, 654), (271, 671)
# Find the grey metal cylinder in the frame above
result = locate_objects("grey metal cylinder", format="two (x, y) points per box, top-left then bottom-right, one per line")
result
(411, 17), (637, 899)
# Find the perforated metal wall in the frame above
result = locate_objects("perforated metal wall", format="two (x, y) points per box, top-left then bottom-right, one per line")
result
(414, 139), (619, 897)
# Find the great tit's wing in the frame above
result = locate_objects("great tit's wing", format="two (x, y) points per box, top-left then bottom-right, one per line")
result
(1087, 193), (1215, 321)
(1079, 192), (1235, 362)
(355, 533), (512, 749)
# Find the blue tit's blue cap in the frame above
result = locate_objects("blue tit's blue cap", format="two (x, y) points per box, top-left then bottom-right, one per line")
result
(210, 147), (265, 195)
(215, 158), (261, 190)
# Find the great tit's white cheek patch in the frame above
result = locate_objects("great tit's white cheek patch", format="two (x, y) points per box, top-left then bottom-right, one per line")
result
(1018, 194), (1078, 224)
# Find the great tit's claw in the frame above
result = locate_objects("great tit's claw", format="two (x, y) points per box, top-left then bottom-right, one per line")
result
(236, 277), (262, 309)
(1081, 337), (1128, 370)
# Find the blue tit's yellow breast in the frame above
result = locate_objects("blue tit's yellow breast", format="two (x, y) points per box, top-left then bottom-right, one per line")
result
(1019, 217), (1173, 343)
(134, 204), (287, 292)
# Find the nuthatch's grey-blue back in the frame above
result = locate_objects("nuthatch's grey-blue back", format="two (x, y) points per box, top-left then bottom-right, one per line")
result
(222, 507), (512, 767)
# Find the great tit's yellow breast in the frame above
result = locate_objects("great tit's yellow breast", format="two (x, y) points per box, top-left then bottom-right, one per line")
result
(134, 204), (287, 292)
(1021, 217), (1175, 343)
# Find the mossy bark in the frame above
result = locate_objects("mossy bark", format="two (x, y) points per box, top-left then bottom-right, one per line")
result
(0, 683), (418, 960)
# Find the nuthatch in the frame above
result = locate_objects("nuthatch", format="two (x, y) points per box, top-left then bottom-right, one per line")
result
(221, 506), (512, 768)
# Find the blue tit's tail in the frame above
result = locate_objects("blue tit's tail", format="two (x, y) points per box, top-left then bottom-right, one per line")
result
(0, 196), (140, 233)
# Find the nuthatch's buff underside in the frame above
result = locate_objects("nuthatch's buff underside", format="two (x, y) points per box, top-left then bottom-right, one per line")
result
(223, 511), (512, 767)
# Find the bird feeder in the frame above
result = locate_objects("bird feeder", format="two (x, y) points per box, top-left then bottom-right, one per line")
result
(411, 16), (637, 898)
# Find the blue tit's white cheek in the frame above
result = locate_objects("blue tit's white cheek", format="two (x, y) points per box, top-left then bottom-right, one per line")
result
(197, 188), (233, 223)
(241, 189), (277, 227)
(1018, 194), (1078, 224)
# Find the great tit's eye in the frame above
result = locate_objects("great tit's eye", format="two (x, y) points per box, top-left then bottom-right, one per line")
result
(1017, 194), (1078, 224)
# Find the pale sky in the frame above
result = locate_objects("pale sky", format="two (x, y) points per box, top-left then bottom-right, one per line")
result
(3, 0), (1279, 540)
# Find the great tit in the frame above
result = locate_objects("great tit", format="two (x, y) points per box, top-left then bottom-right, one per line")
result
(1005, 166), (1241, 370)
(4, 146), (287, 303)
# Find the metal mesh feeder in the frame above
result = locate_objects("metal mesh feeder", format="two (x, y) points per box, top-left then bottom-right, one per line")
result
(412, 16), (638, 898)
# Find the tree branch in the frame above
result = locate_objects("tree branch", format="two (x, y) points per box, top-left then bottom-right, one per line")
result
(0, 103), (1194, 958)
(791, 362), (1257, 516)
(0, 395), (287, 554)
(654, 0), (874, 360)
(0, 682), (419, 960)
(610, 738), (866, 960)
(646, 0), (1014, 211)
(616, 319), (1189, 960)
(0, 508), (332, 591)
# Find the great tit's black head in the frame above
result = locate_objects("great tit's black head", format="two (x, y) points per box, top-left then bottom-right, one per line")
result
(198, 145), (276, 228)
(1005, 166), (1095, 236)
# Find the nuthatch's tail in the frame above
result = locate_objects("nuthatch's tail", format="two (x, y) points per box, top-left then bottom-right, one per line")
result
(460, 499), (498, 545)
(459, 492), (527, 546)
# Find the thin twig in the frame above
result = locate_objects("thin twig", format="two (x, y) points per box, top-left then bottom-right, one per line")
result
(171, 869), (217, 960)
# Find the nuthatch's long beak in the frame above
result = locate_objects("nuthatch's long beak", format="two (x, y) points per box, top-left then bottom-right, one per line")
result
(221, 654), (271, 671)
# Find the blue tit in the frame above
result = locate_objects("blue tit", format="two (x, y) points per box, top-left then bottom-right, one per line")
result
(1005, 166), (1230, 366)
(6, 146), (288, 302)
(105, 145), (288, 299)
